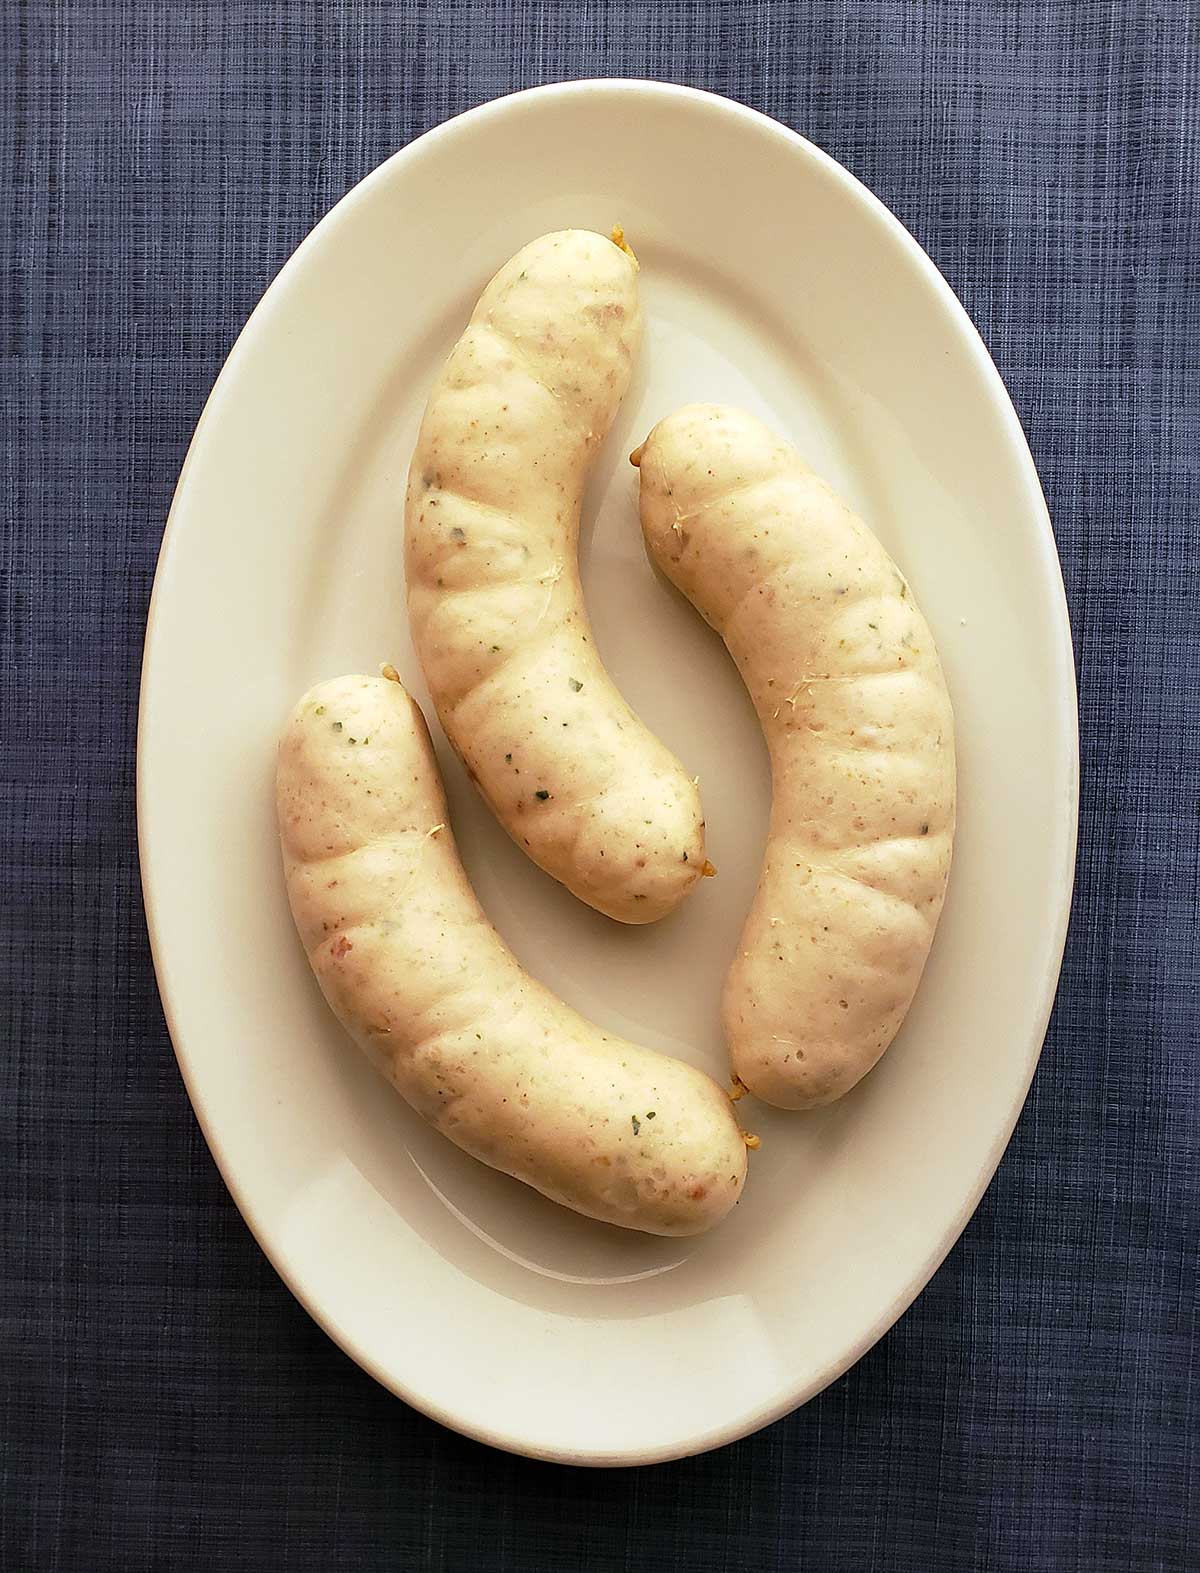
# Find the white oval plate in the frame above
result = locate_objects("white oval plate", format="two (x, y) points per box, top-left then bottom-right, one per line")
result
(139, 81), (1077, 1465)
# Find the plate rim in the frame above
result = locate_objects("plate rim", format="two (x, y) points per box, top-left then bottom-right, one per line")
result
(138, 77), (1080, 1466)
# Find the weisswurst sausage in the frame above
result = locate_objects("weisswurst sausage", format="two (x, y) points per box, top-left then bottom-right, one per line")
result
(277, 673), (747, 1233)
(636, 405), (955, 1108)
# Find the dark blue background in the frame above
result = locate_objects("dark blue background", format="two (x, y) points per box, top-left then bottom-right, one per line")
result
(3, 3), (1196, 1569)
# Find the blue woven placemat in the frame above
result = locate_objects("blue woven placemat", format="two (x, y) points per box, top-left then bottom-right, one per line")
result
(3, 3), (1196, 1569)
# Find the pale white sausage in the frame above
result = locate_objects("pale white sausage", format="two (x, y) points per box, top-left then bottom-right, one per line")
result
(277, 673), (747, 1234)
(406, 230), (707, 924)
(636, 405), (955, 1109)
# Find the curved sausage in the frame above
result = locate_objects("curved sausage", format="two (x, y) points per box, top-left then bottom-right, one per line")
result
(276, 672), (747, 1233)
(405, 229), (707, 924)
(635, 404), (955, 1108)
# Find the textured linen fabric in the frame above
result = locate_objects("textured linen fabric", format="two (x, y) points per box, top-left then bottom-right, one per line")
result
(2, 3), (1196, 1569)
